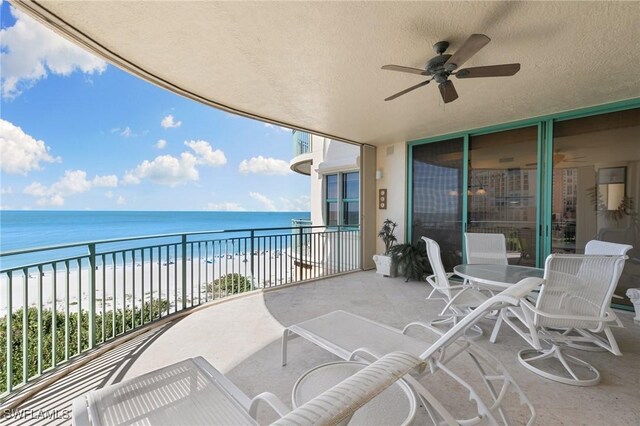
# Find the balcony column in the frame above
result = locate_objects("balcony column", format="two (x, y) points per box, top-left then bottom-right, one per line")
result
(360, 145), (377, 270)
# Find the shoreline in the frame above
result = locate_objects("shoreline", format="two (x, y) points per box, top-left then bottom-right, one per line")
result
(0, 248), (311, 317)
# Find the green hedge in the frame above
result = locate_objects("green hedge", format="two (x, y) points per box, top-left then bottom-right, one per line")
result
(207, 273), (253, 295)
(0, 300), (168, 394)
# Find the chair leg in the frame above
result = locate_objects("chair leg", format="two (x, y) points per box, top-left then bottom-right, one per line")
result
(429, 316), (483, 340)
(489, 313), (503, 344)
(517, 345), (601, 386)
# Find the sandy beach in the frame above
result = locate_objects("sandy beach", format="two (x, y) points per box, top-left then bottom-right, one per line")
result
(0, 247), (326, 317)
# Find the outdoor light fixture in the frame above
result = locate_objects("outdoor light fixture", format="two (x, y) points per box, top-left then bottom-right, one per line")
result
(376, 170), (383, 180)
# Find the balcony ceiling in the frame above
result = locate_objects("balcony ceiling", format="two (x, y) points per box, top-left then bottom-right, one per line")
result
(16, 1), (640, 146)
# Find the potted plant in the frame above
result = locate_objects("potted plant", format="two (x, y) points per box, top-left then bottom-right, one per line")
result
(372, 219), (398, 277)
(389, 239), (429, 282)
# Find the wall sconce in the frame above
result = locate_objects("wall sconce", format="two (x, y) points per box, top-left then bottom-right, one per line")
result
(375, 170), (383, 180)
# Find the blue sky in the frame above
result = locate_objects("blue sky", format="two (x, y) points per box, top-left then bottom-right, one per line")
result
(0, 2), (309, 211)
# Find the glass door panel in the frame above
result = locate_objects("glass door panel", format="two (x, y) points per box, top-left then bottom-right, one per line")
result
(468, 126), (539, 266)
(411, 138), (464, 270)
(552, 108), (640, 305)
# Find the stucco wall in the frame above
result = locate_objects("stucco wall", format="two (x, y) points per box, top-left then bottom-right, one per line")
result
(375, 141), (407, 254)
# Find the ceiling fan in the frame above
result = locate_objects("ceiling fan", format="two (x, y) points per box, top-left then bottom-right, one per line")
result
(382, 34), (520, 103)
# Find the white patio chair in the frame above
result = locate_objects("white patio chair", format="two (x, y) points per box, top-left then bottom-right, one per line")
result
(282, 278), (542, 425)
(73, 352), (425, 426)
(423, 236), (488, 337)
(464, 232), (508, 266)
(494, 254), (627, 386)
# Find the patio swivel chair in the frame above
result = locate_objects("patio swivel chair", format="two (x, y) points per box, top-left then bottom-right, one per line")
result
(496, 254), (627, 386)
(422, 237), (489, 337)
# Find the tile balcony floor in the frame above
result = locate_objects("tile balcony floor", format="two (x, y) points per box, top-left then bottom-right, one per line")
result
(4, 271), (639, 425)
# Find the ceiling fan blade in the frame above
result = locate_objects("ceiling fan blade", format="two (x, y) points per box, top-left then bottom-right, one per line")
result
(438, 81), (458, 104)
(444, 34), (491, 71)
(456, 63), (521, 78)
(381, 64), (429, 76)
(384, 80), (431, 101)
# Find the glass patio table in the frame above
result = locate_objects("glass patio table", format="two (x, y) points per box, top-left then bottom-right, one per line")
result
(453, 264), (544, 289)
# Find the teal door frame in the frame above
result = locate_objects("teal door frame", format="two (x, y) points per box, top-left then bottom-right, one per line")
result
(407, 98), (640, 270)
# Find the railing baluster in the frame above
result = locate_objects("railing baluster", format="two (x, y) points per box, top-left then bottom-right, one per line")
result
(52, 263), (57, 367)
(65, 261), (70, 361)
(6, 271), (13, 393)
(77, 259), (82, 355)
(101, 255), (106, 344)
(37, 265), (43, 375)
(173, 245), (178, 312)
(121, 252), (126, 334)
(22, 268), (28, 386)
(111, 253), (116, 339)
(181, 235), (187, 310)
(197, 242), (202, 306)
(157, 248), (161, 319)
(190, 244), (194, 308)
(166, 245), (170, 315)
(88, 244), (96, 349)
(132, 249), (136, 328)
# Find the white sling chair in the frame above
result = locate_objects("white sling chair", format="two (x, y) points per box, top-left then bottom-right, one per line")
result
(282, 279), (542, 425)
(423, 237), (488, 337)
(73, 352), (424, 426)
(464, 232), (508, 266)
(494, 254), (627, 386)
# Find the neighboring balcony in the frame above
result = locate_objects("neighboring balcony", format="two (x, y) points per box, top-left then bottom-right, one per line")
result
(289, 130), (313, 175)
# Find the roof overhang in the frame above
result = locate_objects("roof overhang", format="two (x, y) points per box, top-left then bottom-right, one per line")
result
(13, 1), (640, 146)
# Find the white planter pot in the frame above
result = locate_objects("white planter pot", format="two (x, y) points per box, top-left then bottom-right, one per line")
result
(373, 254), (397, 277)
(626, 289), (640, 323)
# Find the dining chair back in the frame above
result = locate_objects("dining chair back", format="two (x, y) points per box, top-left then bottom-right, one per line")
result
(584, 239), (632, 256)
(464, 232), (508, 265)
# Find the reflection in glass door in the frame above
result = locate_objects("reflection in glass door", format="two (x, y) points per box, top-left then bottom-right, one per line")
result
(468, 127), (539, 266)
(552, 108), (640, 305)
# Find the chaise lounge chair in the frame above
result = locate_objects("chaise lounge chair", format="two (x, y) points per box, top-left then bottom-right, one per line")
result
(282, 278), (543, 425)
(73, 351), (425, 426)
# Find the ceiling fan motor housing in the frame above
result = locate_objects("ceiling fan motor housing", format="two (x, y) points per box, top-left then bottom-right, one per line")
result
(426, 54), (452, 83)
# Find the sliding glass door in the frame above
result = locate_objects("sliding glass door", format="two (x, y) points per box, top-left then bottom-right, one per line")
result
(468, 126), (539, 266)
(552, 108), (640, 305)
(411, 138), (464, 269)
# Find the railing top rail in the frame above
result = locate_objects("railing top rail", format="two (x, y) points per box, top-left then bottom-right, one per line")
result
(0, 224), (357, 258)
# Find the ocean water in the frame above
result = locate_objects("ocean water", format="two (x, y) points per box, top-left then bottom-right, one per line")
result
(0, 210), (310, 269)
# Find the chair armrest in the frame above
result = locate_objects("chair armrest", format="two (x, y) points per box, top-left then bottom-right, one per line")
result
(272, 352), (425, 426)
(248, 392), (291, 418)
(72, 396), (91, 426)
(521, 302), (617, 324)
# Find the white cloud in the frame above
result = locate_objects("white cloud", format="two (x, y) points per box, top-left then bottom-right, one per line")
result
(116, 196), (125, 205)
(120, 127), (133, 137)
(123, 152), (199, 187)
(238, 155), (291, 175)
(161, 114), (182, 128)
(1, 186), (13, 196)
(24, 169), (113, 205)
(0, 7), (107, 98)
(123, 140), (225, 187)
(184, 140), (227, 166)
(111, 126), (146, 138)
(105, 190), (114, 199)
(205, 202), (246, 211)
(0, 119), (61, 175)
(155, 139), (167, 149)
(279, 195), (311, 212)
(93, 175), (118, 187)
(264, 123), (291, 132)
(249, 192), (277, 211)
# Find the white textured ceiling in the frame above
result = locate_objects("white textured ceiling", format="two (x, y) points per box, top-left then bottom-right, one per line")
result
(16, 1), (640, 146)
